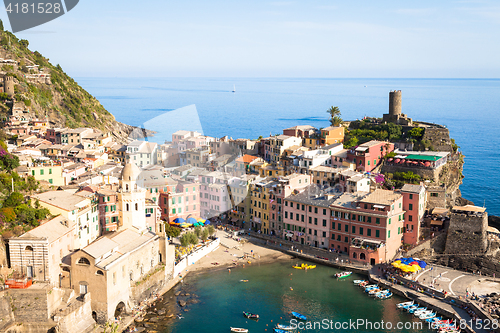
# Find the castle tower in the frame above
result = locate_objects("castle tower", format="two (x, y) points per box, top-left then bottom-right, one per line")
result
(3, 76), (14, 97)
(444, 205), (488, 255)
(118, 162), (147, 232)
(389, 90), (402, 116)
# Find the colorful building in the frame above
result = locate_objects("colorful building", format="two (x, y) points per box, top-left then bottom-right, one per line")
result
(400, 184), (427, 246)
(346, 140), (394, 172)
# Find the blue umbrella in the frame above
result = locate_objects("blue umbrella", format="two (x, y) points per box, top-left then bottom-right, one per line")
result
(186, 217), (197, 224)
(174, 218), (185, 223)
(204, 220), (211, 225)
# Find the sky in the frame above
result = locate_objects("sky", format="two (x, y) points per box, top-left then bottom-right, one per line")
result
(1, 0), (499, 78)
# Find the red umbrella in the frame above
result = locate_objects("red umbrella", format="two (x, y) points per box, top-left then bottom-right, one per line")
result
(388, 158), (393, 162)
(424, 162), (431, 167)
(395, 158), (400, 163)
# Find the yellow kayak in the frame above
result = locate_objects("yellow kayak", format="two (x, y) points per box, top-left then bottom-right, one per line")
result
(293, 263), (316, 270)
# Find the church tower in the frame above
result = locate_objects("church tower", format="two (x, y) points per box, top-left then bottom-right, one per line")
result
(118, 162), (147, 232)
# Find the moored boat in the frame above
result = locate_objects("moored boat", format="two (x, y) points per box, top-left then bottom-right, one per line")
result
(293, 263), (316, 270)
(396, 301), (413, 308)
(274, 329), (287, 333)
(353, 279), (366, 285)
(335, 271), (352, 279)
(230, 328), (248, 333)
(377, 292), (393, 299)
(243, 311), (259, 319)
(276, 324), (294, 330)
(291, 311), (307, 320)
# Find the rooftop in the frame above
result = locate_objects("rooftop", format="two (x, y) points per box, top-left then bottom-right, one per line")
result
(359, 189), (401, 206)
(19, 215), (73, 243)
(401, 184), (425, 193)
(32, 191), (89, 211)
(285, 184), (338, 207)
(452, 205), (487, 213)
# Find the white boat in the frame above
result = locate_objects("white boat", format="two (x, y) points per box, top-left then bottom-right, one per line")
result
(232, 84), (236, 93)
(419, 312), (436, 320)
(396, 301), (414, 308)
(353, 279), (365, 285)
(276, 324), (294, 330)
(230, 328), (248, 333)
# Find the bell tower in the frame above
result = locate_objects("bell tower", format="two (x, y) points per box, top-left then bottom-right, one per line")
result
(118, 162), (147, 232)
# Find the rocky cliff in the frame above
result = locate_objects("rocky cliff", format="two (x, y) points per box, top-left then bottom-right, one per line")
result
(0, 23), (135, 142)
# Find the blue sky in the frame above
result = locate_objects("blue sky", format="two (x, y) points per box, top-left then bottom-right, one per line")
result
(1, 0), (499, 78)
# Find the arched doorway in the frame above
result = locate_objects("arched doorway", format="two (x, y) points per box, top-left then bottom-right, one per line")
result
(92, 311), (97, 322)
(352, 252), (357, 259)
(114, 302), (126, 318)
(360, 253), (366, 260)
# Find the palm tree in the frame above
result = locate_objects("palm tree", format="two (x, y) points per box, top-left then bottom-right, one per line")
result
(327, 106), (343, 126)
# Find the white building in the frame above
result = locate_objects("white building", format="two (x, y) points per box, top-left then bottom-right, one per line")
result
(126, 140), (158, 168)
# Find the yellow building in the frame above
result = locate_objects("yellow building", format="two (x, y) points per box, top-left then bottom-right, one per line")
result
(250, 177), (275, 234)
(28, 163), (64, 186)
(321, 126), (345, 145)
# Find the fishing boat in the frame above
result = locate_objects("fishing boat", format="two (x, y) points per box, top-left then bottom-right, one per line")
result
(426, 316), (441, 323)
(419, 312), (436, 320)
(353, 279), (366, 285)
(396, 301), (414, 308)
(405, 304), (419, 311)
(372, 289), (390, 297)
(335, 271), (352, 279)
(368, 288), (381, 296)
(359, 281), (369, 287)
(291, 312), (307, 320)
(409, 307), (427, 314)
(364, 284), (378, 290)
(240, 280), (248, 282)
(276, 324), (294, 330)
(274, 329), (287, 333)
(230, 328), (248, 333)
(377, 292), (393, 299)
(243, 311), (259, 319)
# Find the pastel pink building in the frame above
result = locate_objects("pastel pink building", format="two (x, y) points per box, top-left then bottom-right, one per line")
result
(199, 172), (230, 220)
(401, 184), (427, 246)
(330, 189), (405, 265)
(283, 185), (336, 249)
(347, 140), (394, 172)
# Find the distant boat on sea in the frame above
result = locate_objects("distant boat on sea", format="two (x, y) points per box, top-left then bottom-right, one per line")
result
(232, 84), (236, 93)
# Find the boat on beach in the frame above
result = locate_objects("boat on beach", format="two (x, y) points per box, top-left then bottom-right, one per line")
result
(243, 311), (259, 319)
(335, 271), (352, 279)
(291, 311), (307, 320)
(230, 328), (248, 333)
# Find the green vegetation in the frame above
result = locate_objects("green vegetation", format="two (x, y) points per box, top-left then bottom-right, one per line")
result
(0, 140), (49, 237)
(326, 106), (343, 126)
(383, 171), (422, 189)
(344, 120), (402, 148)
(164, 223), (181, 238)
(451, 138), (460, 153)
(0, 20), (118, 131)
(180, 232), (198, 247)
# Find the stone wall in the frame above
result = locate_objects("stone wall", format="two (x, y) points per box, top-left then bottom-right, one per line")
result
(130, 266), (168, 303)
(0, 292), (15, 331)
(54, 293), (95, 333)
(405, 232), (447, 257)
(382, 164), (440, 182)
(445, 211), (488, 255)
(426, 185), (447, 210)
(9, 288), (49, 323)
(421, 127), (453, 152)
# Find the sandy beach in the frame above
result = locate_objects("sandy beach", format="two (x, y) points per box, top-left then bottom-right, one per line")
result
(184, 230), (293, 273)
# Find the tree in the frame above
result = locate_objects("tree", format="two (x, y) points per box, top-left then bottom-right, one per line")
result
(207, 225), (215, 237)
(188, 232), (198, 245)
(19, 39), (29, 48)
(179, 233), (190, 247)
(194, 226), (202, 238)
(4, 192), (23, 207)
(327, 106), (343, 126)
(164, 224), (181, 238)
(201, 228), (209, 242)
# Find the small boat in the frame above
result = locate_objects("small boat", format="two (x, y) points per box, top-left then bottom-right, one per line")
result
(396, 301), (414, 309)
(409, 306), (426, 314)
(293, 263), (316, 270)
(335, 271), (352, 279)
(377, 292), (393, 299)
(419, 312), (436, 320)
(368, 288), (381, 296)
(243, 311), (259, 319)
(276, 324), (294, 330)
(353, 280), (366, 285)
(373, 289), (390, 297)
(291, 312), (307, 320)
(364, 284), (378, 290)
(405, 304), (419, 311)
(230, 328), (248, 333)
(232, 84), (236, 93)
(240, 280), (248, 282)
(359, 281), (369, 287)
(426, 316), (441, 323)
(274, 329), (287, 333)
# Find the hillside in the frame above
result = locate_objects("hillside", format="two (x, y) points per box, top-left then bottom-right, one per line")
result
(0, 21), (133, 141)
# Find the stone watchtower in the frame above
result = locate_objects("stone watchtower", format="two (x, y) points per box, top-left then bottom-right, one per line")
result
(382, 90), (412, 125)
(389, 90), (402, 117)
(3, 75), (14, 97)
(444, 205), (488, 255)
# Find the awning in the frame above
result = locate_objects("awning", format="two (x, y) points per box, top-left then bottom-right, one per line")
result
(430, 220), (444, 226)
(231, 218), (238, 223)
(373, 205), (385, 209)
(286, 233), (294, 237)
(355, 146), (368, 152)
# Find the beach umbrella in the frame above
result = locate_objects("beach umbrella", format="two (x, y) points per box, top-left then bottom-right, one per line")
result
(387, 158), (393, 162)
(204, 219), (211, 225)
(187, 217), (197, 224)
(395, 158), (401, 163)
(174, 218), (185, 224)
(197, 218), (206, 223)
(424, 162), (431, 167)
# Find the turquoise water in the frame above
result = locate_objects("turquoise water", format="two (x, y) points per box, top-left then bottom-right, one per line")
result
(160, 261), (434, 333)
(77, 78), (500, 215)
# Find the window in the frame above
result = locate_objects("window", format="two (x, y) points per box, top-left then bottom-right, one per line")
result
(285, 212), (288, 218)
(172, 208), (176, 214)
(375, 218), (380, 224)
(290, 202), (293, 208)
(352, 226), (356, 234)
(322, 219), (326, 227)
(375, 230), (380, 238)
(49, 168), (52, 174)
(126, 203), (129, 211)
(337, 223), (341, 231)
(344, 236), (348, 243)
(302, 205), (305, 211)
(409, 194), (413, 200)
(360, 227), (364, 235)
(323, 209), (326, 215)
(314, 207), (318, 214)
(32, 170), (35, 176)
(409, 215), (413, 222)
(367, 229), (371, 236)
(409, 204), (413, 211)
(308, 206), (312, 212)
(309, 217), (312, 224)
(389, 218), (391, 225)
(367, 216), (371, 223)
(314, 218), (317, 225)
(388, 230), (391, 238)
(314, 230), (317, 236)
(49, 179), (53, 184)
(40, 169), (44, 175)
(344, 225), (348, 232)
(78, 257), (90, 265)
(135, 203), (138, 210)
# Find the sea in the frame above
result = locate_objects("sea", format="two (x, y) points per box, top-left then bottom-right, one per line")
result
(76, 77), (500, 216)
(143, 261), (435, 333)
